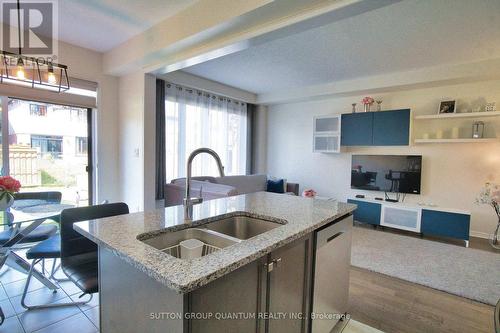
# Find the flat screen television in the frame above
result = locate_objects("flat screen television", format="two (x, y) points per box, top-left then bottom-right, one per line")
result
(351, 155), (422, 194)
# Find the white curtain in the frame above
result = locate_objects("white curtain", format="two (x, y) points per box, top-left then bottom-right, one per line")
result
(165, 83), (247, 182)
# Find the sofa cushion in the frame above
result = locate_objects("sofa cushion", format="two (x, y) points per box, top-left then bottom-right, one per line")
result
(164, 180), (238, 207)
(267, 179), (285, 194)
(214, 174), (267, 194)
(171, 176), (217, 185)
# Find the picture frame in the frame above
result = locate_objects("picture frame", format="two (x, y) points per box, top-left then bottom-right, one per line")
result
(437, 100), (456, 114)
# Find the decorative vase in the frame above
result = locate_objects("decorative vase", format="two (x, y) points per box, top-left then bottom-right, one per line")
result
(0, 193), (14, 211)
(376, 100), (382, 111)
(351, 103), (357, 113)
(363, 104), (371, 112)
(490, 218), (500, 250)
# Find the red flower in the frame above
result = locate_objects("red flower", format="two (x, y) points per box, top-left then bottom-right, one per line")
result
(0, 176), (21, 193)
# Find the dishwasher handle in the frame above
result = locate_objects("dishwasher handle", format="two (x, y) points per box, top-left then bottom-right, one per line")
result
(326, 232), (344, 243)
(316, 217), (351, 249)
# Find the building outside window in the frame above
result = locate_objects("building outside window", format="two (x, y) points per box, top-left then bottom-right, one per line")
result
(30, 104), (48, 116)
(76, 137), (88, 155)
(8, 99), (91, 206)
(31, 135), (63, 158)
(70, 109), (87, 122)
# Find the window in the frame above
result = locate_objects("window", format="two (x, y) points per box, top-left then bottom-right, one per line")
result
(76, 137), (88, 155)
(165, 84), (247, 182)
(30, 104), (47, 116)
(70, 109), (87, 122)
(31, 135), (63, 158)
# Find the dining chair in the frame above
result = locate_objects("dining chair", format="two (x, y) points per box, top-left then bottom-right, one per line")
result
(0, 248), (8, 325)
(20, 202), (129, 309)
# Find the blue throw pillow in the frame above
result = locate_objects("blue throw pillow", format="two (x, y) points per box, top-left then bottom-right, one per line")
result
(267, 179), (285, 194)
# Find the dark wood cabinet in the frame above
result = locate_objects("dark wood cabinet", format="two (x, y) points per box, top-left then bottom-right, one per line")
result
(190, 235), (312, 333)
(372, 109), (410, 145)
(267, 235), (312, 333)
(340, 112), (374, 146)
(341, 109), (410, 146)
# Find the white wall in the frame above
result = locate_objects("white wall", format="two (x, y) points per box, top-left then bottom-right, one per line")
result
(143, 74), (157, 211)
(252, 105), (268, 174)
(118, 72), (146, 212)
(266, 80), (500, 237)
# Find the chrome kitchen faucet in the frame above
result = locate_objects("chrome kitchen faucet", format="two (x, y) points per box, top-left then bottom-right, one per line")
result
(184, 148), (225, 221)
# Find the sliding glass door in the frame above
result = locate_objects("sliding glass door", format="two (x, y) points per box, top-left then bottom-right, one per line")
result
(3, 98), (92, 206)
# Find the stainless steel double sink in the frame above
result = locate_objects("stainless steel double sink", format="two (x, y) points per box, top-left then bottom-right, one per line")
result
(139, 214), (285, 259)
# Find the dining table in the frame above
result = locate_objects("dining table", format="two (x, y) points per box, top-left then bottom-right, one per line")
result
(0, 199), (74, 291)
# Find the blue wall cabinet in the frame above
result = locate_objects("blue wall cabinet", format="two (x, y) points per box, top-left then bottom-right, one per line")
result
(341, 113), (373, 146)
(372, 109), (410, 146)
(341, 109), (410, 146)
(421, 209), (470, 241)
(348, 199), (381, 225)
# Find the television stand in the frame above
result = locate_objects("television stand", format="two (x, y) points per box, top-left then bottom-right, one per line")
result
(347, 197), (471, 247)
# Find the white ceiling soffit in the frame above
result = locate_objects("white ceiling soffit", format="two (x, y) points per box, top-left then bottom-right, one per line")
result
(57, 0), (198, 52)
(0, 0), (198, 53)
(182, 0), (500, 96)
(103, 0), (402, 75)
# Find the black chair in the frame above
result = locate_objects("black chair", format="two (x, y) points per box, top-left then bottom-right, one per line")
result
(20, 202), (129, 309)
(0, 192), (62, 246)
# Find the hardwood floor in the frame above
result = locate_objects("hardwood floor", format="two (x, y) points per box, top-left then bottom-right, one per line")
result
(348, 267), (495, 333)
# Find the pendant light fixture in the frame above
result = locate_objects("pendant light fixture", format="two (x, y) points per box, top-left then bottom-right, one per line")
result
(0, 0), (70, 92)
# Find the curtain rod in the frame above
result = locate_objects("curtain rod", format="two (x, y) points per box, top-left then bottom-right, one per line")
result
(164, 81), (247, 105)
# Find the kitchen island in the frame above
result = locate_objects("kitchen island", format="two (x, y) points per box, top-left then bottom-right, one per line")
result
(74, 192), (356, 333)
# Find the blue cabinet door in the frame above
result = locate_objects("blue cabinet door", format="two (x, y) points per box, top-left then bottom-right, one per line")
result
(372, 109), (410, 146)
(341, 113), (373, 146)
(421, 209), (470, 241)
(348, 199), (381, 225)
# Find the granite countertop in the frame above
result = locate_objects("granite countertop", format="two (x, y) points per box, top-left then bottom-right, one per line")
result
(74, 192), (356, 294)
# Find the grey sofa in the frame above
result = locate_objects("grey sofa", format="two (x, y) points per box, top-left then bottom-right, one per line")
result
(165, 174), (299, 207)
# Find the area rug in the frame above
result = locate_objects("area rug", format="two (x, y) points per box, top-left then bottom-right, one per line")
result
(350, 226), (500, 305)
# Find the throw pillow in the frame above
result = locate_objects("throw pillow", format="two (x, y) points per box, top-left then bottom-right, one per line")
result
(267, 179), (285, 194)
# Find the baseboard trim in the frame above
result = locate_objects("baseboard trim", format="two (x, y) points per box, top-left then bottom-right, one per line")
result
(470, 231), (489, 239)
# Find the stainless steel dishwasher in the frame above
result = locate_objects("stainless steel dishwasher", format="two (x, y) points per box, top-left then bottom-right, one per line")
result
(311, 215), (353, 333)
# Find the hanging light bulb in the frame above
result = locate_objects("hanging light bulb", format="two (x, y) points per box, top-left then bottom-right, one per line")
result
(15, 57), (25, 80)
(47, 65), (56, 84)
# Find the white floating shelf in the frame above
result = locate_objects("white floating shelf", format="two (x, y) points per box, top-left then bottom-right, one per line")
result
(414, 111), (500, 120)
(414, 138), (498, 144)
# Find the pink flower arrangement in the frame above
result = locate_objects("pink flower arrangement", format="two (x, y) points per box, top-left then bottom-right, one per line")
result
(0, 176), (21, 195)
(362, 97), (374, 105)
(302, 189), (317, 198)
(492, 190), (500, 204)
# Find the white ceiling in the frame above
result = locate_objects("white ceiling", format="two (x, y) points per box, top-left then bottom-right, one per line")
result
(182, 0), (500, 94)
(36, 0), (197, 52)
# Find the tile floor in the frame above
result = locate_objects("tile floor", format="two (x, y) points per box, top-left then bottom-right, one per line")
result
(0, 253), (99, 333)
